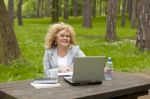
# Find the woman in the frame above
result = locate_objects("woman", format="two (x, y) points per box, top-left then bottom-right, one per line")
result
(43, 22), (85, 76)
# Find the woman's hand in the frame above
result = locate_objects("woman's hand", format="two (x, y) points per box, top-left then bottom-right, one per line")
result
(58, 66), (72, 73)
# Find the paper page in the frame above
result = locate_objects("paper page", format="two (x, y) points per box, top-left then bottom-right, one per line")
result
(58, 72), (73, 76)
(31, 82), (61, 89)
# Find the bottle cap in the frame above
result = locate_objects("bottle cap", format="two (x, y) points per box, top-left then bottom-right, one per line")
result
(108, 57), (111, 62)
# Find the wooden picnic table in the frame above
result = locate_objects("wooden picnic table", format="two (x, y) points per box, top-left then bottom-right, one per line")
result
(0, 72), (150, 99)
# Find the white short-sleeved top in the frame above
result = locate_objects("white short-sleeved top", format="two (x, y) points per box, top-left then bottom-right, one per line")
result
(58, 55), (68, 67)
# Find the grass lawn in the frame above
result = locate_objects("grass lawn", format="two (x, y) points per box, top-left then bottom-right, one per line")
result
(0, 16), (150, 83)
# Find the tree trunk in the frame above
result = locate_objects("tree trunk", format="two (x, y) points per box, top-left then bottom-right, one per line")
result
(73, 0), (78, 17)
(82, 0), (92, 28)
(51, 0), (59, 23)
(98, 0), (102, 16)
(17, 0), (23, 26)
(127, 0), (132, 20)
(92, 0), (96, 17)
(106, 0), (118, 42)
(121, 0), (126, 27)
(48, 0), (52, 17)
(131, 0), (136, 28)
(136, 0), (150, 51)
(40, 0), (44, 17)
(104, 1), (108, 15)
(0, 0), (20, 65)
(36, 0), (41, 18)
(8, 0), (14, 26)
(64, 0), (68, 20)
(117, 0), (121, 15)
(58, 0), (63, 17)
(44, 0), (51, 17)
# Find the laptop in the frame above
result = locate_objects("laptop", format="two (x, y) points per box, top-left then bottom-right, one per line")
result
(64, 56), (106, 86)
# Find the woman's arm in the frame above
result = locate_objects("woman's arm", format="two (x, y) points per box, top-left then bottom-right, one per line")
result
(43, 50), (51, 76)
(77, 49), (85, 56)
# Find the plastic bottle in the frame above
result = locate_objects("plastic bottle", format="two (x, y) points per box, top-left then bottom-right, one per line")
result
(104, 57), (113, 80)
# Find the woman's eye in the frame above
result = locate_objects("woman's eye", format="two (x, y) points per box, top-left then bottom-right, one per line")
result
(66, 35), (70, 38)
(60, 34), (70, 38)
(60, 34), (65, 37)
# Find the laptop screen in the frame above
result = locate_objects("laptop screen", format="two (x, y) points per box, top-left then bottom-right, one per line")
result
(72, 56), (106, 82)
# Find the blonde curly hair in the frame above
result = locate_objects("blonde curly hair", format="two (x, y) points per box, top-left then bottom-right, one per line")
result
(45, 22), (76, 49)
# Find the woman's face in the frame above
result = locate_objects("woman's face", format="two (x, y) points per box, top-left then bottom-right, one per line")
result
(56, 29), (71, 48)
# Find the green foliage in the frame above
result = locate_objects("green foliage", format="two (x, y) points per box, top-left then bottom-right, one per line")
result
(22, 0), (37, 17)
(0, 16), (150, 83)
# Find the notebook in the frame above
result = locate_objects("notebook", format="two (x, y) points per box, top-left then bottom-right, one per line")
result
(64, 56), (106, 86)
(32, 77), (58, 84)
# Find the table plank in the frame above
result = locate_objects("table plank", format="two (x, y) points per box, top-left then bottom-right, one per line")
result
(0, 72), (150, 99)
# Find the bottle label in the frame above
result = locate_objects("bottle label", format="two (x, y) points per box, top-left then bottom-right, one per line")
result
(104, 67), (113, 80)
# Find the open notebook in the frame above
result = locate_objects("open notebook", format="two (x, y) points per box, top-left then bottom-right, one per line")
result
(31, 77), (60, 89)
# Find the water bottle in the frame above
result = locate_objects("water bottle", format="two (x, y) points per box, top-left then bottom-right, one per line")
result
(104, 57), (113, 80)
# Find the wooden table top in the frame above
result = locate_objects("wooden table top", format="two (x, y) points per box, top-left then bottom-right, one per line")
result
(0, 72), (150, 99)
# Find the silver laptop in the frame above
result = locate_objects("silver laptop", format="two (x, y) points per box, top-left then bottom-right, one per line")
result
(64, 56), (106, 86)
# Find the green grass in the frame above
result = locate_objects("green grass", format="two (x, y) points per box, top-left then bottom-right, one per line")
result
(0, 16), (150, 83)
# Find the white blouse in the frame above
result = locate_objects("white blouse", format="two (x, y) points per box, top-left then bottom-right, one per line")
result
(58, 55), (68, 67)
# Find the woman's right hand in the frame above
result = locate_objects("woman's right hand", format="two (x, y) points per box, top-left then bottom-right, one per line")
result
(58, 66), (72, 73)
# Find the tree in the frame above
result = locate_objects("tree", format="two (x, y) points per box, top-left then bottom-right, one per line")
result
(17, 0), (23, 26)
(82, 0), (92, 28)
(127, 0), (132, 20)
(121, 0), (126, 27)
(106, 0), (118, 41)
(73, 0), (78, 17)
(136, 0), (150, 51)
(51, 0), (59, 23)
(117, 0), (121, 15)
(92, 0), (96, 17)
(36, 0), (42, 18)
(44, 0), (51, 17)
(131, 0), (137, 28)
(97, 0), (102, 16)
(0, 0), (20, 65)
(8, 0), (14, 26)
(64, 0), (69, 20)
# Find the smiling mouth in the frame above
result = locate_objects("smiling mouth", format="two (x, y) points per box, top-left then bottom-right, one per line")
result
(62, 41), (68, 43)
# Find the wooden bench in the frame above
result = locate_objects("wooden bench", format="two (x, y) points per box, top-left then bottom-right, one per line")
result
(0, 72), (150, 99)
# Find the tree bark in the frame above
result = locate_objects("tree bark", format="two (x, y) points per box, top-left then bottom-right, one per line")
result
(136, 0), (150, 51)
(131, 0), (136, 28)
(73, 0), (78, 17)
(8, 0), (14, 26)
(104, 1), (108, 15)
(98, 0), (102, 16)
(106, 0), (118, 42)
(82, 0), (92, 28)
(0, 0), (20, 65)
(127, 0), (132, 20)
(40, 0), (44, 17)
(44, 0), (51, 17)
(51, 0), (59, 23)
(117, 0), (121, 15)
(92, 0), (96, 17)
(64, 0), (68, 20)
(36, 0), (41, 18)
(121, 0), (126, 27)
(17, 0), (23, 26)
